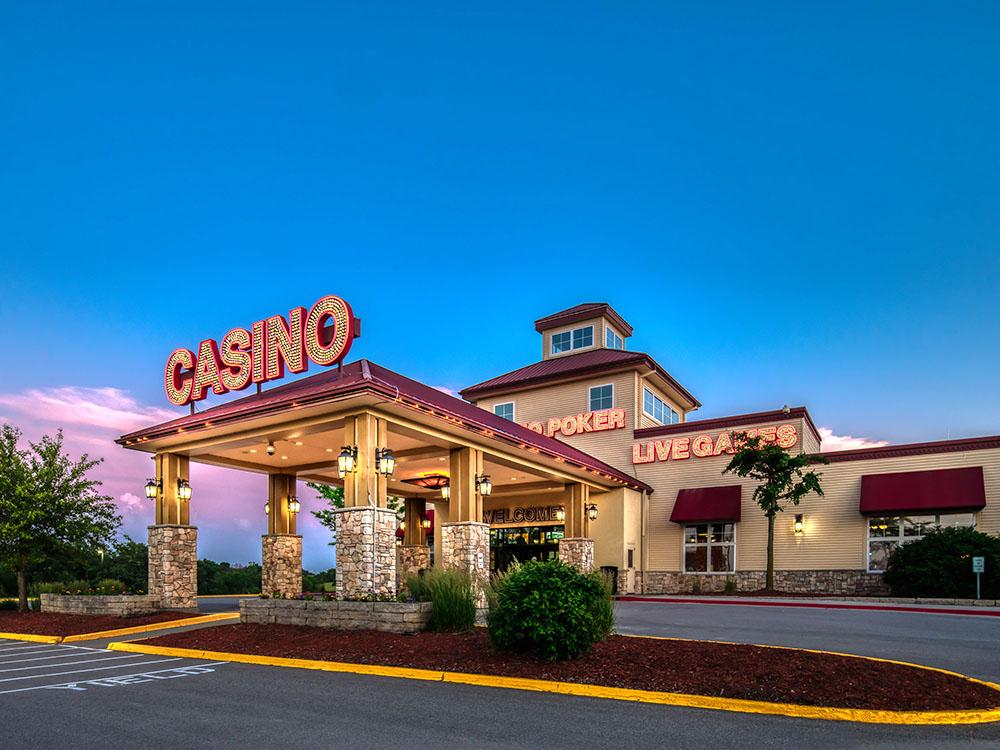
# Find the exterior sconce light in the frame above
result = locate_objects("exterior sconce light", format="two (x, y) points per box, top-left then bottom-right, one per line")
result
(338, 445), (358, 478)
(794, 514), (804, 535)
(555, 507), (566, 522)
(264, 502), (270, 515)
(375, 447), (396, 477)
(420, 515), (432, 530)
(441, 483), (450, 500)
(475, 474), (492, 496)
(144, 478), (161, 499)
(586, 503), (599, 521)
(266, 441), (276, 456)
(177, 479), (192, 501)
(288, 496), (301, 514)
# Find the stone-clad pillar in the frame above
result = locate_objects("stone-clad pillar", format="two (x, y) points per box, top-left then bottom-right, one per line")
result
(558, 538), (595, 573)
(262, 534), (303, 597)
(559, 483), (595, 572)
(440, 522), (490, 606)
(148, 524), (198, 609)
(334, 506), (398, 598)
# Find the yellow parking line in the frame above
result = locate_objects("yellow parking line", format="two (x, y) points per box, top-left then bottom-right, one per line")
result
(107, 640), (1000, 725)
(60, 613), (239, 643)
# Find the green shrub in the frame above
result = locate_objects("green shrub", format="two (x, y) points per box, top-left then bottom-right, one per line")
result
(404, 567), (476, 632)
(94, 579), (127, 595)
(724, 577), (737, 593)
(488, 559), (613, 661)
(61, 579), (92, 594)
(30, 581), (68, 595)
(884, 527), (1000, 599)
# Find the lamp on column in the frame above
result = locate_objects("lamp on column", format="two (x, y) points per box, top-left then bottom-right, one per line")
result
(793, 513), (804, 534)
(555, 507), (566, 522)
(288, 496), (301, 514)
(475, 474), (492, 496)
(264, 502), (270, 515)
(338, 445), (358, 478)
(441, 482), (450, 500)
(375, 447), (396, 477)
(586, 503), (599, 521)
(177, 479), (192, 501)
(420, 514), (431, 530)
(144, 478), (161, 500)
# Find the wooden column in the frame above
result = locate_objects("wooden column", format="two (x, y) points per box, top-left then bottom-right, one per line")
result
(154, 453), (190, 525)
(404, 497), (427, 546)
(564, 482), (590, 538)
(343, 413), (390, 508)
(267, 474), (297, 535)
(449, 447), (484, 523)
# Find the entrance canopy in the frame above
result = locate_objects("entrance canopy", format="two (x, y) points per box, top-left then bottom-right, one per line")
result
(859, 466), (986, 516)
(118, 359), (650, 501)
(670, 485), (742, 524)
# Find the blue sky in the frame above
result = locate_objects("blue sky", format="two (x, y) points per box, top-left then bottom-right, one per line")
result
(1, 2), (998, 566)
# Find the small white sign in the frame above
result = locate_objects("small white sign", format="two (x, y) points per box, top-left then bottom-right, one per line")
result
(972, 556), (985, 573)
(477, 551), (485, 570)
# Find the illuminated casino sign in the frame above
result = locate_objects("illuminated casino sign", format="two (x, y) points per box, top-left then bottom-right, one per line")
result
(164, 295), (357, 406)
(524, 408), (626, 438)
(632, 424), (798, 464)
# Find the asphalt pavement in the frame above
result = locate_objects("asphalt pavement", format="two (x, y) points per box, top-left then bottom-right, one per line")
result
(2, 600), (999, 748)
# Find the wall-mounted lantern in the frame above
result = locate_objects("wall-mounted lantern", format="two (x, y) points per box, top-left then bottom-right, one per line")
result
(586, 503), (599, 521)
(264, 502), (270, 515)
(420, 515), (432, 530)
(794, 513), (804, 535)
(555, 507), (566, 522)
(144, 478), (161, 499)
(475, 474), (492, 497)
(338, 445), (358, 477)
(375, 447), (396, 477)
(177, 479), (192, 501)
(288, 496), (301, 514)
(441, 483), (450, 499)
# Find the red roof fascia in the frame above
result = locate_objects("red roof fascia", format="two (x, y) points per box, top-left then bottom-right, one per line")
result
(670, 485), (742, 524)
(534, 303), (634, 336)
(818, 435), (1000, 463)
(635, 407), (821, 447)
(859, 466), (986, 515)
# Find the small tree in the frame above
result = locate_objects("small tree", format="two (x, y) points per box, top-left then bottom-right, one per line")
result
(723, 431), (826, 591)
(308, 482), (403, 548)
(0, 425), (120, 611)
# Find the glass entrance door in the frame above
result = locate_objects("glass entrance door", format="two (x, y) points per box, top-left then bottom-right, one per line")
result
(489, 525), (564, 573)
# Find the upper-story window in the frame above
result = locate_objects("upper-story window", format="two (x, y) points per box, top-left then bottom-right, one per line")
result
(588, 384), (614, 411)
(605, 328), (624, 350)
(643, 387), (679, 425)
(551, 325), (594, 354)
(493, 402), (515, 421)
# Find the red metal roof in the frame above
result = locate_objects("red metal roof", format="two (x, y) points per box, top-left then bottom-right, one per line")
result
(534, 303), (633, 336)
(859, 466), (986, 516)
(670, 485), (742, 524)
(459, 348), (700, 407)
(118, 359), (651, 493)
(818, 435), (1000, 463)
(636, 407), (822, 447)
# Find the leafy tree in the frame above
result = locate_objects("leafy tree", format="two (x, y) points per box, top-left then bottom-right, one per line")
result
(884, 527), (1000, 599)
(0, 425), (120, 611)
(723, 431), (826, 591)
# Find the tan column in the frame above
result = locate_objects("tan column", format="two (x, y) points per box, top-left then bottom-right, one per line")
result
(343, 413), (389, 508)
(404, 497), (427, 545)
(267, 474), (297, 535)
(154, 453), (190, 525)
(449, 447), (483, 523)
(431, 499), (450, 567)
(564, 482), (589, 538)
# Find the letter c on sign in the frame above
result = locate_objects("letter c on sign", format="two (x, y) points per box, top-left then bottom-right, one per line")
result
(164, 348), (195, 406)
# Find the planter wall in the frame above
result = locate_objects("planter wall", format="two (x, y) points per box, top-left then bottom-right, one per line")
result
(241, 598), (432, 634)
(40, 593), (161, 617)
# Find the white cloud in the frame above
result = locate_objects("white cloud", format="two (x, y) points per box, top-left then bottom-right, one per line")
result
(118, 491), (146, 514)
(0, 386), (176, 432)
(818, 427), (889, 452)
(430, 385), (459, 398)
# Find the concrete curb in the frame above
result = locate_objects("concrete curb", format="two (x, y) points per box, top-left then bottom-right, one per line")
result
(0, 612), (239, 644)
(616, 596), (1000, 617)
(107, 639), (1000, 725)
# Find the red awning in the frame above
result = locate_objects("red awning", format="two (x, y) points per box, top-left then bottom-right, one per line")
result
(670, 485), (742, 524)
(859, 466), (986, 516)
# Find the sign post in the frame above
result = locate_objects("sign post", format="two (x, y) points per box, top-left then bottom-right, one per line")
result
(972, 556), (985, 600)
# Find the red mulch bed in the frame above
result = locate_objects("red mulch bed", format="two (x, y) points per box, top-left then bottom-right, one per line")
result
(0, 610), (195, 636)
(142, 624), (1000, 712)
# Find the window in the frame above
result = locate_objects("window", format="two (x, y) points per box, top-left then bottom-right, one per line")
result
(493, 402), (515, 422)
(551, 325), (594, 354)
(606, 328), (624, 350)
(684, 524), (735, 573)
(627, 548), (634, 568)
(588, 384), (613, 411)
(867, 513), (976, 572)
(643, 388), (680, 425)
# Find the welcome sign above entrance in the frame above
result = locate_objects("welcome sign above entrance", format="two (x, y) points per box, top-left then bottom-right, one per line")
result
(163, 295), (358, 406)
(484, 505), (564, 525)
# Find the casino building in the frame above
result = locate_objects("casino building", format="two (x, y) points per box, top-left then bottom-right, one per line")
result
(120, 298), (999, 604)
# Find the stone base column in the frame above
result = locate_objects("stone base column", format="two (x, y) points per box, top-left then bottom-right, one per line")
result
(262, 534), (303, 598)
(334, 507), (398, 599)
(440, 522), (489, 607)
(148, 525), (198, 610)
(559, 538), (595, 573)
(397, 545), (431, 591)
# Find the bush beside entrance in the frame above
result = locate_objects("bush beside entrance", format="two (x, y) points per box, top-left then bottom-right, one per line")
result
(884, 527), (1000, 599)
(488, 559), (613, 661)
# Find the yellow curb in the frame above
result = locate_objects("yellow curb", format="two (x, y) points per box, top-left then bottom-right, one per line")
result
(0, 631), (63, 644)
(107, 640), (1000, 725)
(60, 613), (240, 643)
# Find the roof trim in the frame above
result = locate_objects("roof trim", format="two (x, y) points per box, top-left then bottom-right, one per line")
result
(634, 407), (821, 446)
(534, 303), (633, 337)
(816, 435), (1000, 463)
(460, 350), (700, 408)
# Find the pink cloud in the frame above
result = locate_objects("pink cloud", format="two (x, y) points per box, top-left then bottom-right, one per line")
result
(818, 427), (889, 452)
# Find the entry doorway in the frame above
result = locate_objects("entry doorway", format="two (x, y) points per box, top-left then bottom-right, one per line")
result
(489, 525), (564, 573)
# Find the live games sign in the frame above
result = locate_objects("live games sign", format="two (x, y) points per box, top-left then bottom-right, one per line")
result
(163, 295), (358, 406)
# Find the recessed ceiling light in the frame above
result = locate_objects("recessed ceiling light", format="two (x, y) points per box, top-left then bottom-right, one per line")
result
(325, 448), (334, 453)
(280, 455), (288, 460)
(511, 477), (518, 481)
(249, 449), (257, 454)
(438, 457), (445, 462)
(294, 441), (303, 446)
